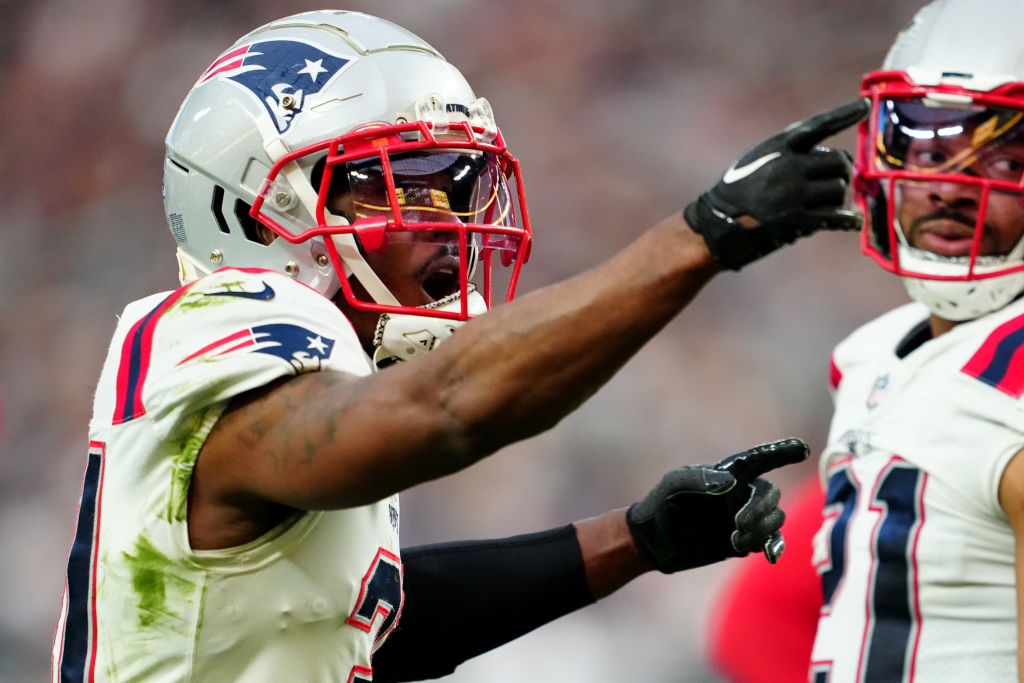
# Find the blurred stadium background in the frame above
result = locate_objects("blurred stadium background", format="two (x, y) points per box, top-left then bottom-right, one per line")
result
(0, 1), (924, 680)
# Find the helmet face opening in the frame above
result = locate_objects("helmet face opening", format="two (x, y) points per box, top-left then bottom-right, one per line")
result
(857, 73), (1024, 283)
(251, 120), (531, 321)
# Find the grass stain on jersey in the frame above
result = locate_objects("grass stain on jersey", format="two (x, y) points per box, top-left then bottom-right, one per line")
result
(216, 279), (250, 292)
(122, 535), (197, 629)
(171, 290), (234, 314)
(166, 404), (229, 524)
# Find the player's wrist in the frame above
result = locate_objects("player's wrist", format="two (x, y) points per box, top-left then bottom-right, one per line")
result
(575, 508), (653, 597)
(662, 210), (724, 277)
(683, 197), (759, 271)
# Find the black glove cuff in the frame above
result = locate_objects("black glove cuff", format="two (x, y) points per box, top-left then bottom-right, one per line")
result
(684, 196), (768, 271)
(626, 502), (665, 573)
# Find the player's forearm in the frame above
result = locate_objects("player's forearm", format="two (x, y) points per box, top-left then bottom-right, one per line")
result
(326, 214), (717, 499)
(205, 216), (716, 509)
(426, 213), (718, 454)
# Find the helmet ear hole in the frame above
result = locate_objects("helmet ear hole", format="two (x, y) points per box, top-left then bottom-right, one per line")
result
(234, 199), (276, 245)
(211, 186), (231, 234)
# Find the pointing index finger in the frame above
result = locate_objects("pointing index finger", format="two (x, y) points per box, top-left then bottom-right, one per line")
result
(784, 98), (870, 153)
(714, 438), (810, 483)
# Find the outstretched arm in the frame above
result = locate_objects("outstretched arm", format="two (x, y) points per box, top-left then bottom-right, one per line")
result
(371, 440), (808, 682)
(194, 215), (719, 517)
(193, 102), (866, 535)
(370, 514), (642, 683)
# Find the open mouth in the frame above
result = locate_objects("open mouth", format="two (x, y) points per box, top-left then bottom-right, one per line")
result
(419, 250), (463, 301)
(422, 267), (460, 300)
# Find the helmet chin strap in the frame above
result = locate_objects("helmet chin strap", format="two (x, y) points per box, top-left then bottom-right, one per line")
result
(175, 247), (211, 285)
(329, 227), (402, 306)
(894, 217), (1024, 320)
(372, 287), (487, 369)
(901, 272), (1024, 321)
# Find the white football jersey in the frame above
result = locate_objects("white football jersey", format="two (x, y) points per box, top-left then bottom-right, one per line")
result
(810, 298), (1024, 682)
(52, 268), (404, 683)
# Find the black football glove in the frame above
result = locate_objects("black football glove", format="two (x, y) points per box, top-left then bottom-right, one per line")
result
(684, 99), (869, 270)
(626, 438), (809, 573)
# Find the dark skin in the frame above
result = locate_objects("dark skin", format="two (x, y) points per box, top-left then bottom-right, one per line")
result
(187, 210), (719, 597)
(899, 136), (1024, 337)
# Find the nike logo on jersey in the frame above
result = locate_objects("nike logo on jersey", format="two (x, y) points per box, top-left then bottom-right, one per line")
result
(205, 282), (276, 300)
(721, 151), (782, 184)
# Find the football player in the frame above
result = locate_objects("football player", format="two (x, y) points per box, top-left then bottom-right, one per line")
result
(51, 10), (865, 682)
(809, 0), (1024, 679)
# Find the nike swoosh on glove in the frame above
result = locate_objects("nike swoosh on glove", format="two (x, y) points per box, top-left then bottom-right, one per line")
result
(684, 99), (869, 270)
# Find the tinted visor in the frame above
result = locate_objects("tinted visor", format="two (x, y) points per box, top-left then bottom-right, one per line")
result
(876, 99), (1024, 181)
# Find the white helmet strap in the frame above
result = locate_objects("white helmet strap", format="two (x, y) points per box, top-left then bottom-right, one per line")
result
(892, 214), (1024, 320)
(263, 134), (400, 306)
(326, 218), (400, 306)
(175, 246), (211, 285)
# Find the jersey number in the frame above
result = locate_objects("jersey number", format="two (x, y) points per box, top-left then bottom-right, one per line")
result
(346, 549), (403, 682)
(818, 458), (925, 681)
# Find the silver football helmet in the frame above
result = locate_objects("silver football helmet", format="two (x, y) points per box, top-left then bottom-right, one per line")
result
(163, 11), (532, 362)
(855, 0), (1024, 320)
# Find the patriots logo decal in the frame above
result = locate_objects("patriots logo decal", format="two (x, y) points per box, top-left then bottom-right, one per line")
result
(178, 323), (336, 373)
(199, 40), (350, 133)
